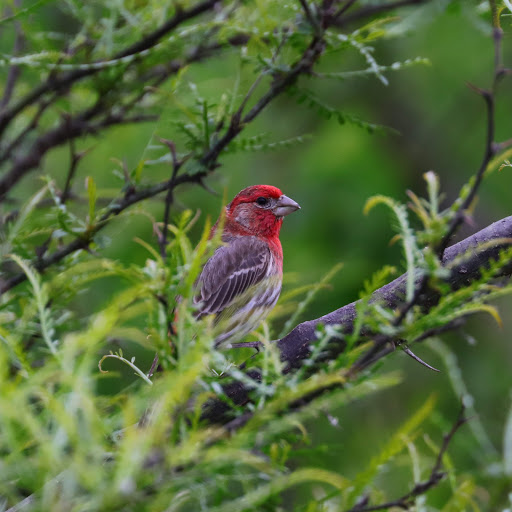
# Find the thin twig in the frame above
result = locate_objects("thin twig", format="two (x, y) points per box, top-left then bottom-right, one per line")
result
(198, 35), (325, 170)
(298, 0), (321, 35)
(332, 0), (359, 21)
(0, 0), (24, 111)
(438, 5), (504, 256)
(147, 353), (160, 378)
(333, 0), (428, 28)
(158, 139), (181, 260)
(399, 343), (440, 372)
(344, 405), (468, 512)
(61, 138), (85, 203)
(35, 138), (88, 261)
(0, 96), (55, 165)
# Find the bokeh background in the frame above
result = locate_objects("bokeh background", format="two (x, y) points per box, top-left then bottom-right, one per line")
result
(3, 1), (512, 506)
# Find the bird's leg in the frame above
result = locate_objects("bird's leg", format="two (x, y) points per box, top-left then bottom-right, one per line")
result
(227, 341), (263, 350)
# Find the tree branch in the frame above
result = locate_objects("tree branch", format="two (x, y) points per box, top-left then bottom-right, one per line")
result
(0, 39), (231, 200)
(0, 0), (24, 111)
(0, 0), (221, 139)
(437, 25), (504, 255)
(279, 216), (512, 369)
(158, 139), (181, 260)
(202, 215), (512, 423)
(356, 6), (508, 345)
(0, 167), (208, 295)
(333, 0), (428, 28)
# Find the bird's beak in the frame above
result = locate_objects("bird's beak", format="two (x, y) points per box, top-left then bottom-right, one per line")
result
(273, 194), (301, 218)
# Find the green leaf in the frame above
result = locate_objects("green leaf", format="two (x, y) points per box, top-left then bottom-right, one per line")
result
(0, 0), (57, 26)
(98, 352), (153, 385)
(9, 254), (58, 357)
(364, 195), (418, 303)
(86, 176), (97, 224)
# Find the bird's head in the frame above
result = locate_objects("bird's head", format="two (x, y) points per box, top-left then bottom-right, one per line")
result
(225, 185), (300, 238)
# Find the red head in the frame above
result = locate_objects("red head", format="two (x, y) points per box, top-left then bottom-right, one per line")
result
(225, 185), (300, 239)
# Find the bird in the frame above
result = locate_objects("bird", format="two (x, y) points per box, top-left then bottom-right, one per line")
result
(193, 185), (300, 347)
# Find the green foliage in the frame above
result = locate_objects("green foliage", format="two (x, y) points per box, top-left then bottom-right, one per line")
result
(1, 0), (512, 510)
(289, 86), (389, 134)
(0, 210), (398, 510)
(346, 394), (436, 507)
(359, 171), (512, 346)
(2, 169), (511, 509)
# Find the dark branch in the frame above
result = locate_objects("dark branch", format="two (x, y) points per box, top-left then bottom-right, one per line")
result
(117, 0), (221, 59)
(0, 100), (155, 199)
(332, 0), (359, 21)
(158, 139), (181, 260)
(333, 0), (428, 28)
(438, 22), (504, 255)
(201, 215), (512, 423)
(0, 0), (220, 139)
(198, 35), (326, 171)
(60, 140), (83, 204)
(0, 97), (54, 166)
(0, 0), (24, 111)
(0, 168), (208, 295)
(298, 0), (322, 35)
(279, 216), (512, 367)
(0, 39), (228, 200)
(35, 139), (87, 261)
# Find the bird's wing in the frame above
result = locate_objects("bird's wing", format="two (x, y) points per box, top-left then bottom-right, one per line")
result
(194, 236), (273, 318)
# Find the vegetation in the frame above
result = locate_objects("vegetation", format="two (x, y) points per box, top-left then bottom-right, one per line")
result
(1, 0), (512, 510)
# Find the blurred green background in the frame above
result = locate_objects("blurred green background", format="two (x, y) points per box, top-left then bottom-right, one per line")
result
(3, 1), (512, 506)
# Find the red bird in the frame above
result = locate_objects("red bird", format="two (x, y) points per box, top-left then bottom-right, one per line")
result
(194, 185), (300, 347)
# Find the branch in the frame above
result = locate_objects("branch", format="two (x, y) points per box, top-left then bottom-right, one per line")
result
(280, 216), (512, 367)
(158, 139), (181, 260)
(201, 215), (512, 423)
(35, 139), (88, 261)
(438, 16), (504, 255)
(0, 0), (220, 139)
(298, 0), (322, 35)
(357, 5), (508, 341)
(0, 39), (229, 199)
(0, 96), (54, 166)
(0, 99), (154, 199)
(196, 0), (436, 173)
(345, 404), (468, 512)
(197, 34), (326, 171)
(0, 167), (208, 295)
(333, 0), (428, 28)
(0, 0), (24, 111)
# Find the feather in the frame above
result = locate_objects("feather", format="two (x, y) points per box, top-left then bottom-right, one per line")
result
(194, 236), (275, 320)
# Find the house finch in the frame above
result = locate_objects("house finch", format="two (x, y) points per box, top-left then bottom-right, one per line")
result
(194, 185), (300, 347)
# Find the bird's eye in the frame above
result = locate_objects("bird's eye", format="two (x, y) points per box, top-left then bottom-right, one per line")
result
(256, 197), (269, 206)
